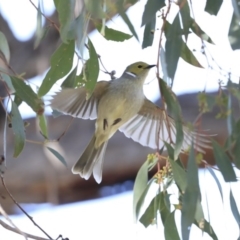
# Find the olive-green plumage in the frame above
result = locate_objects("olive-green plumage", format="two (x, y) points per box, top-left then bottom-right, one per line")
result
(51, 62), (210, 183)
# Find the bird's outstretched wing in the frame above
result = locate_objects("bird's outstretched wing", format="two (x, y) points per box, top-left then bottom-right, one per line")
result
(50, 81), (110, 120)
(119, 98), (211, 153)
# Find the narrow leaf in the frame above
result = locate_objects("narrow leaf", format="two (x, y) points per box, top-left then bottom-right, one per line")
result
(11, 77), (44, 115)
(84, 0), (105, 19)
(181, 43), (203, 68)
(230, 189), (240, 224)
(228, 12), (240, 50)
(207, 167), (223, 200)
(54, 0), (75, 42)
(204, 0), (223, 15)
(34, 1), (44, 48)
(38, 115), (48, 139)
(141, 0), (165, 26)
(117, 0), (138, 40)
(212, 140), (237, 182)
(181, 144), (199, 240)
(1, 73), (15, 92)
(11, 102), (25, 157)
(0, 31), (10, 63)
(142, 16), (156, 49)
(38, 40), (75, 97)
(84, 39), (99, 94)
(179, 0), (191, 41)
(61, 66), (77, 88)
(95, 24), (132, 42)
(46, 147), (67, 167)
(191, 21), (214, 44)
(164, 211), (180, 240)
(193, 219), (218, 240)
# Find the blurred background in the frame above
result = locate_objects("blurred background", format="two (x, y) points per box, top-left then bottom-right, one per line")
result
(0, 0), (240, 239)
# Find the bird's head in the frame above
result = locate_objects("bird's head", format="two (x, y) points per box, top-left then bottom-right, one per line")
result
(123, 62), (156, 83)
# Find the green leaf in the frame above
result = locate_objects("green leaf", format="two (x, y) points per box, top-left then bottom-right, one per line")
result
(0, 31), (10, 63)
(11, 77), (44, 115)
(232, 0), (240, 19)
(164, 211), (180, 240)
(54, 0), (75, 42)
(193, 219), (218, 240)
(84, 0), (105, 19)
(181, 43), (203, 68)
(139, 192), (161, 227)
(84, 39), (99, 94)
(142, 16), (156, 49)
(14, 95), (22, 107)
(38, 115), (48, 139)
(34, 1), (44, 49)
(95, 24), (132, 42)
(160, 80), (183, 159)
(165, 143), (187, 192)
(160, 192), (171, 224)
(1, 73), (15, 92)
(117, 0), (138, 40)
(141, 0), (165, 26)
(11, 102), (25, 157)
(75, 9), (89, 56)
(181, 144), (199, 240)
(179, 0), (191, 41)
(230, 189), (240, 224)
(61, 66), (77, 88)
(38, 40), (75, 97)
(204, 0), (223, 15)
(212, 140), (237, 182)
(190, 21), (214, 44)
(194, 198), (204, 224)
(228, 12), (240, 50)
(46, 147), (67, 167)
(207, 167), (223, 200)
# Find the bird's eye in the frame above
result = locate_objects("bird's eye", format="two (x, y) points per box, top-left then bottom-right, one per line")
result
(138, 65), (143, 68)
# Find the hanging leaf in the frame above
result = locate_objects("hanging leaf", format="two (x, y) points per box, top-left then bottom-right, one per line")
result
(54, 0), (75, 42)
(84, 0), (105, 19)
(142, 16), (156, 49)
(61, 66), (77, 88)
(117, 0), (139, 40)
(181, 144), (199, 240)
(160, 79), (183, 159)
(84, 39), (99, 94)
(38, 40), (75, 97)
(164, 211), (180, 240)
(193, 219), (218, 240)
(230, 189), (240, 225)
(165, 143), (187, 192)
(11, 102), (25, 157)
(95, 23), (132, 42)
(228, 12), (240, 50)
(179, 0), (191, 40)
(38, 115), (48, 139)
(0, 31), (10, 63)
(141, 0), (165, 26)
(212, 140), (237, 182)
(204, 0), (223, 15)
(34, 1), (44, 49)
(181, 43), (203, 68)
(1, 73), (15, 92)
(11, 77), (44, 115)
(46, 147), (67, 167)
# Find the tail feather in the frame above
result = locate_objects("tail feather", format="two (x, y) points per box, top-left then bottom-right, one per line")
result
(72, 135), (108, 183)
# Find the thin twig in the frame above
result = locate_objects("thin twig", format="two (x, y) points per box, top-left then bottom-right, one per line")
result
(0, 219), (50, 240)
(0, 174), (53, 240)
(57, 117), (74, 141)
(0, 205), (27, 239)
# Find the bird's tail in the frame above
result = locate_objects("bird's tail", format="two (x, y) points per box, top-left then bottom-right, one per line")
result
(72, 135), (108, 183)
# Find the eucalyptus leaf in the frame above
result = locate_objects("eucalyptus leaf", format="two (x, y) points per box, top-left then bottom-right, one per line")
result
(193, 219), (218, 240)
(204, 0), (223, 15)
(0, 31), (10, 63)
(181, 144), (200, 240)
(46, 146), (67, 167)
(164, 211), (180, 240)
(179, 0), (191, 40)
(38, 40), (75, 97)
(61, 66), (77, 88)
(141, 0), (165, 26)
(212, 140), (237, 182)
(230, 189), (240, 224)
(11, 102), (25, 157)
(84, 0), (105, 19)
(54, 0), (75, 42)
(11, 77), (44, 115)
(1, 73), (15, 92)
(38, 115), (48, 139)
(228, 12), (240, 50)
(34, 1), (44, 48)
(142, 16), (156, 49)
(84, 39), (99, 94)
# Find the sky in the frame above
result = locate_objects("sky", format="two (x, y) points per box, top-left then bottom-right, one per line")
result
(0, 0), (240, 239)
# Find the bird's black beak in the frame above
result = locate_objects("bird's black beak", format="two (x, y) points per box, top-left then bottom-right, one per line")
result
(144, 64), (156, 69)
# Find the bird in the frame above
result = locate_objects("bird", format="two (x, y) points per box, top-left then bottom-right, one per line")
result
(50, 61), (210, 183)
